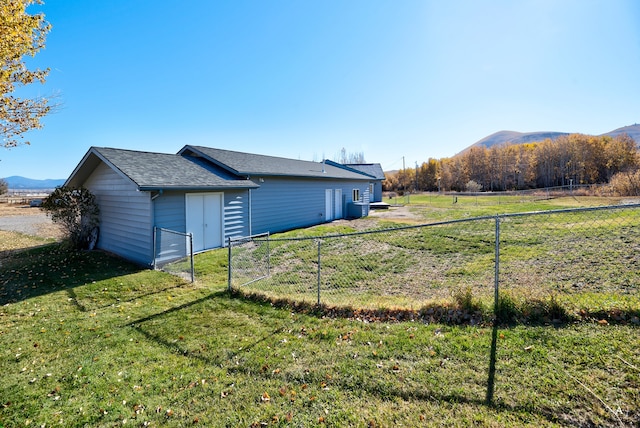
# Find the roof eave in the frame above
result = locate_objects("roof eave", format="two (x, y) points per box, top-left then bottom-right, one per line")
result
(138, 184), (259, 192)
(65, 147), (141, 189)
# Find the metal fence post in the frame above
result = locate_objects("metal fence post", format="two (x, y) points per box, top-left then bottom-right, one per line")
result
(189, 233), (194, 283)
(227, 237), (232, 292)
(152, 226), (157, 269)
(317, 240), (321, 305)
(494, 215), (501, 315)
(267, 233), (271, 277)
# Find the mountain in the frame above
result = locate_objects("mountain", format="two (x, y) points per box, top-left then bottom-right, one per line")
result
(601, 124), (640, 142)
(470, 131), (571, 149)
(467, 124), (640, 151)
(2, 176), (65, 189)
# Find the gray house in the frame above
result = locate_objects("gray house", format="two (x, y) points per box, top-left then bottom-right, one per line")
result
(65, 145), (375, 266)
(324, 161), (386, 202)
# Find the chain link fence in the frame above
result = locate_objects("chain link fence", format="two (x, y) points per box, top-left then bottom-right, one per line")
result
(229, 204), (640, 318)
(153, 227), (194, 282)
(391, 184), (619, 208)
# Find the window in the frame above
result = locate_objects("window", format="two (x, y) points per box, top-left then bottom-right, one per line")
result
(369, 183), (374, 195)
(352, 189), (360, 202)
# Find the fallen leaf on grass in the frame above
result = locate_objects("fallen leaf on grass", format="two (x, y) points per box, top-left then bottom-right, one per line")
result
(260, 392), (270, 402)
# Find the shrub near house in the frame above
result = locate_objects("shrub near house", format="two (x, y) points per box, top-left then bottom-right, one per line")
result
(41, 187), (100, 249)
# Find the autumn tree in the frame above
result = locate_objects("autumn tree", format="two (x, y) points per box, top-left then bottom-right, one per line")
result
(416, 158), (439, 191)
(1, 0), (51, 148)
(383, 133), (638, 194)
(603, 134), (638, 180)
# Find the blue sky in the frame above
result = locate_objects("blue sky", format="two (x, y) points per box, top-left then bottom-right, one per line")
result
(2, 0), (639, 179)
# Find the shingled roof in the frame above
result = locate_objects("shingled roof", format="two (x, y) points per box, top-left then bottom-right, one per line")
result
(66, 147), (258, 191)
(344, 164), (385, 180)
(323, 161), (386, 180)
(180, 145), (371, 180)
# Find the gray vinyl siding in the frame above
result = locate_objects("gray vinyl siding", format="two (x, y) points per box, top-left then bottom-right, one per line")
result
(154, 191), (186, 232)
(250, 177), (369, 235)
(153, 189), (249, 246)
(84, 163), (153, 265)
(224, 190), (249, 242)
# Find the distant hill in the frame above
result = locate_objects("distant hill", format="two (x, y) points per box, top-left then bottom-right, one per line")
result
(602, 124), (640, 142)
(2, 176), (65, 189)
(470, 131), (571, 149)
(467, 123), (640, 152)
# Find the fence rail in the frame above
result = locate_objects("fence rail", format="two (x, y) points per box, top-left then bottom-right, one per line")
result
(229, 204), (640, 317)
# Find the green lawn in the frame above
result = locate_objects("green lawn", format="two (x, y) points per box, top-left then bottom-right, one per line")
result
(233, 197), (640, 319)
(1, 198), (639, 427)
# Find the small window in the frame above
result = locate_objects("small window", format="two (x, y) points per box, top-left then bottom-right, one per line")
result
(369, 183), (374, 195)
(352, 189), (360, 202)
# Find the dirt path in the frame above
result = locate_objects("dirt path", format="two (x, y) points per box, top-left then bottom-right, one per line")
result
(368, 204), (421, 222)
(332, 205), (422, 230)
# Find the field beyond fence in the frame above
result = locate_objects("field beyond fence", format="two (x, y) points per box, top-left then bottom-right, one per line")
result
(229, 203), (640, 323)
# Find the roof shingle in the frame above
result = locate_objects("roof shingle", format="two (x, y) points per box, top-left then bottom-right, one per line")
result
(181, 146), (371, 180)
(90, 147), (258, 190)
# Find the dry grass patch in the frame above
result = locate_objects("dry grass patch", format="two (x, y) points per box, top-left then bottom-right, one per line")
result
(0, 230), (49, 252)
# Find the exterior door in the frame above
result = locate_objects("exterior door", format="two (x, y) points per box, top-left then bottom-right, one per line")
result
(325, 189), (334, 221)
(186, 193), (223, 252)
(334, 189), (343, 219)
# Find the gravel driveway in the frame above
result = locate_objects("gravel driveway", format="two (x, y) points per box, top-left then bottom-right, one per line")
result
(0, 212), (51, 235)
(0, 207), (62, 239)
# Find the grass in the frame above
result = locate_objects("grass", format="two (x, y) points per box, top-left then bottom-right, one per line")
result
(2, 243), (639, 427)
(2, 197), (640, 427)
(233, 197), (640, 316)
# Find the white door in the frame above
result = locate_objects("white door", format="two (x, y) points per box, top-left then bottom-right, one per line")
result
(325, 189), (333, 221)
(186, 193), (223, 252)
(334, 189), (343, 219)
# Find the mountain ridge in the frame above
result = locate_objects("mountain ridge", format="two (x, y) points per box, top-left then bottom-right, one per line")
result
(2, 176), (65, 190)
(467, 123), (640, 151)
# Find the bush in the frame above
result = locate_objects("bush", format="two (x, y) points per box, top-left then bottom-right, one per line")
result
(608, 170), (640, 196)
(454, 287), (484, 313)
(465, 180), (482, 192)
(495, 293), (519, 325)
(41, 187), (100, 250)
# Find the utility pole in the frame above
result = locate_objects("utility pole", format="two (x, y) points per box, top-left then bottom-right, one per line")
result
(402, 156), (405, 193)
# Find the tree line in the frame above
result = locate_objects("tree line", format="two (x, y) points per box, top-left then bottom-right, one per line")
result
(384, 133), (639, 193)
